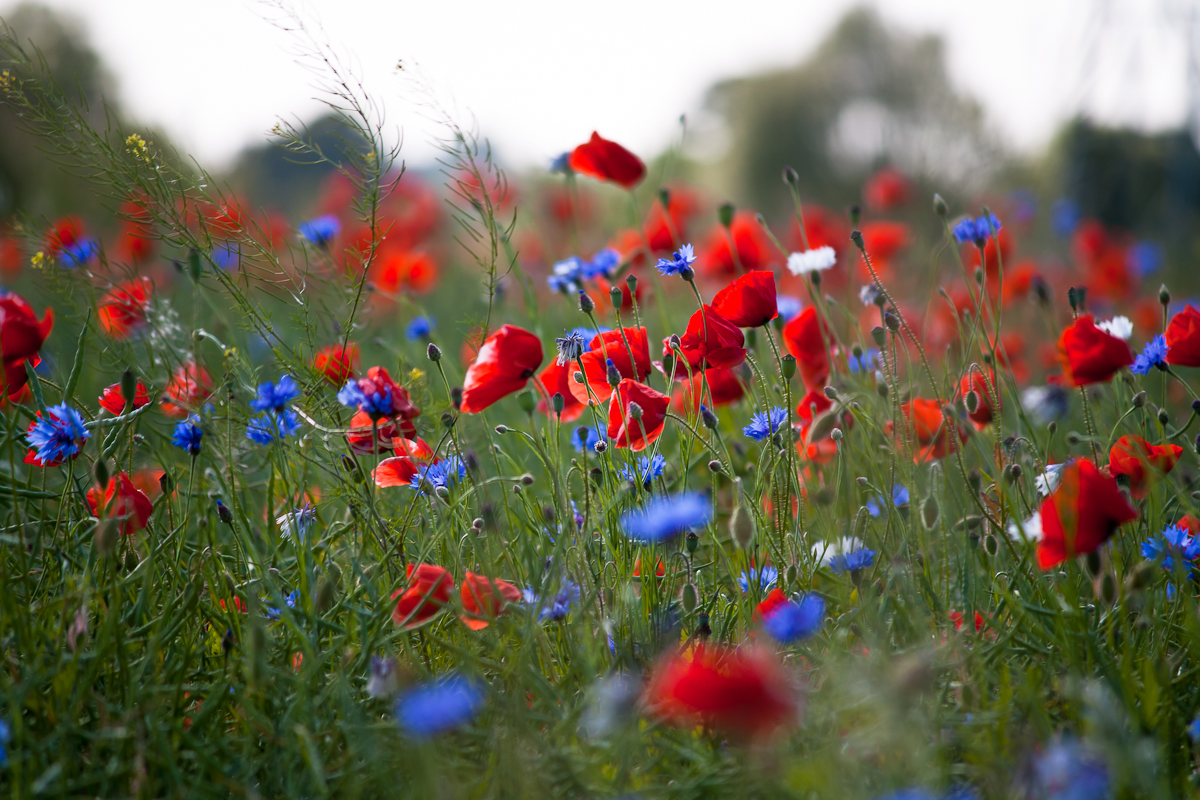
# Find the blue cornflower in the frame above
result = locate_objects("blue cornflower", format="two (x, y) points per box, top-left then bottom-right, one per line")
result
(410, 457), (466, 495)
(172, 416), (204, 456)
(655, 243), (695, 277)
(526, 580), (581, 622)
(1052, 198), (1081, 237)
(1189, 714), (1200, 742)
(277, 504), (316, 542)
(572, 425), (606, 453)
(59, 237), (100, 267)
(569, 326), (607, 342)
(1021, 385), (1069, 425)
(26, 403), (89, 465)
(406, 316), (435, 341)
(1127, 241), (1162, 277)
(763, 593), (825, 643)
(951, 213), (1002, 247)
(337, 379), (392, 418)
(556, 329), (587, 365)
(777, 294), (803, 322)
(1131, 335), (1168, 376)
(848, 348), (881, 373)
(286, 590), (299, 608)
(1141, 524), (1200, 572)
(742, 406), (788, 441)
(620, 453), (666, 487)
(246, 409), (302, 445)
(583, 248), (620, 279)
(1033, 739), (1108, 800)
(250, 375), (301, 413)
(212, 241), (240, 270)
(0, 718), (9, 767)
(830, 547), (877, 575)
(866, 484), (910, 517)
(620, 492), (712, 543)
(738, 565), (778, 592)
(395, 675), (483, 738)
(298, 215), (341, 247)
(547, 255), (587, 293)
(1010, 189), (1038, 224)
(549, 152), (572, 173)
(265, 590), (300, 621)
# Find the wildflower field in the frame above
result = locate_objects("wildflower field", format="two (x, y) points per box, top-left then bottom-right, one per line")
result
(2, 20), (1200, 800)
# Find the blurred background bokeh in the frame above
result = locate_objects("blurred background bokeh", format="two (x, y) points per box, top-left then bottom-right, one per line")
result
(2, 0), (1200, 290)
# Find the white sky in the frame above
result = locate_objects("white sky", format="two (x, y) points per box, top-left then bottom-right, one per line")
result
(1, 0), (1195, 172)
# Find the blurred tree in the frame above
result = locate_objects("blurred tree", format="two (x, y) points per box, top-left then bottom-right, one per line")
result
(703, 7), (1004, 213)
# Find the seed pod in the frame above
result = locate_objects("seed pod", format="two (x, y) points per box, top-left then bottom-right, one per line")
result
(680, 583), (698, 614)
(1158, 408), (1170, 426)
(626, 274), (638, 293)
(983, 534), (999, 556)
(426, 342), (442, 362)
(609, 286), (623, 307)
(518, 390), (536, 414)
(94, 458), (110, 492)
(1132, 391), (1146, 409)
(921, 494), (939, 529)
(730, 504), (754, 549)
(685, 532), (699, 555)
(871, 326), (887, 348)
(120, 368), (137, 412)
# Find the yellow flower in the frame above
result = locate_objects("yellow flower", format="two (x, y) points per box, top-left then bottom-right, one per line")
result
(125, 133), (151, 164)
(30, 251), (45, 270)
(408, 368), (425, 382)
(0, 70), (11, 93)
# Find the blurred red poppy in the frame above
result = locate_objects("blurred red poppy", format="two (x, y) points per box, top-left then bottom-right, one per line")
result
(671, 306), (746, 371)
(161, 362), (212, 418)
(697, 212), (779, 278)
(346, 410), (400, 454)
(570, 327), (652, 405)
(1108, 434), (1181, 499)
(569, 132), (645, 189)
(900, 398), (965, 462)
(608, 378), (669, 451)
(672, 367), (746, 413)
(711, 270), (778, 328)
(98, 382), (149, 416)
(1058, 314), (1134, 386)
(87, 472), (153, 536)
(795, 387), (838, 464)
(97, 278), (153, 340)
(460, 571), (523, 630)
(0, 291), (53, 397)
(782, 307), (832, 391)
(313, 342), (359, 385)
(391, 563), (454, 629)
(1165, 306), (1200, 367)
(1037, 458), (1137, 569)
(755, 587), (789, 620)
(949, 610), (985, 634)
(373, 437), (437, 486)
(863, 167), (912, 210)
(44, 216), (85, 256)
(461, 324), (544, 414)
(643, 644), (798, 738)
(535, 359), (586, 422)
(960, 369), (998, 428)
(373, 248), (438, 294)
(856, 221), (910, 279)
(644, 185), (701, 252)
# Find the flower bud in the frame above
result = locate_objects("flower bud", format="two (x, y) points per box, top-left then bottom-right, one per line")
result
(933, 193), (947, 217)
(573, 370), (584, 385)
(518, 390), (536, 414)
(973, 267), (984, 285)
(669, 333), (682, 351)
(94, 458), (110, 492)
(120, 368), (137, 413)
(552, 393), (565, 414)
(606, 360), (621, 387)
(159, 472), (174, 495)
(520, 473), (535, 486)
(707, 459), (723, 473)
(850, 229), (864, 250)
(216, 499), (234, 527)
(701, 405), (718, 430)
(884, 311), (900, 332)
(729, 504), (754, 549)
(495, 424), (509, 435)
(426, 342), (442, 362)
(877, 381), (889, 399)
(849, 205), (862, 228)
(1126, 561), (1157, 592)
(782, 165), (799, 185)
(1159, 284), (1171, 307)
(965, 390), (979, 414)
(1158, 408), (1170, 426)
(1129, 391), (1146, 408)
(441, 411), (454, 429)
(661, 353), (675, 376)
(983, 534), (999, 557)
(780, 354), (796, 380)
(95, 518), (120, 555)
(830, 427), (843, 441)
(921, 494), (939, 529)
(628, 402), (643, 420)
(745, 327), (757, 350)
(594, 440), (607, 454)
(578, 291), (595, 314)
(680, 583), (698, 614)
(717, 203), (735, 228)
(823, 385), (839, 400)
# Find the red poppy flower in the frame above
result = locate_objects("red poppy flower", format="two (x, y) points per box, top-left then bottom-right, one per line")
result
(569, 132), (646, 189)
(0, 291), (54, 396)
(372, 248), (438, 294)
(459, 571), (523, 630)
(781, 307), (832, 391)
(672, 367), (747, 413)
(795, 387), (838, 464)
(755, 587), (789, 620)
(856, 221), (911, 279)
(1178, 515), (1200, 535)
(960, 370), (998, 428)
(643, 644), (798, 738)
(87, 472), (153, 536)
(949, 610), (985, 634)
(461, 324), (544, 414)
(1058, 314), (1134, 386)
(632, 557), (666, 580)
(608, 378), (670, 451)
(711, 270), (778, 328)
(534, 359), (586, 422)
(161, 362), (212, 418)
(391, 563), (454, 629)
(900, 398), (965, 462)
(697, 212), (780, 278)
(97, 278), (153, 340)
(864, 167), (912, 210)
(98, 382), (150, 416)
(787, 205), (849, 256)
(347, 366), (420, 433)
(313, 342), (360, 385)
(44, 216), (85, 256)
(220, 597), (248, 614)
(347, 410), (401, 454)
(1108, 434), (1181, 499)
(1165, 305), (1200, 367)
(570, 327), (652, 405)
(644, 185), (700, 252)
(1037, 458), (1137, 570)
(670, 306), (746, 371)
(372, 437), (437, 486)
(117, 196), (156, 261)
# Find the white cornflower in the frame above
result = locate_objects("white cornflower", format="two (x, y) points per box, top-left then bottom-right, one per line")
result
(811, 536), (865, 566)
(859, 284), (882, 306)
(787, 246), (837, 276)
(1097, 316), (1133, 340)
(1035, 464), (1065, 497)
(1007, 511), (1043, 542)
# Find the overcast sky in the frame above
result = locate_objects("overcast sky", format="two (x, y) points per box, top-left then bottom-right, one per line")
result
(1, 0), (1194, 171)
